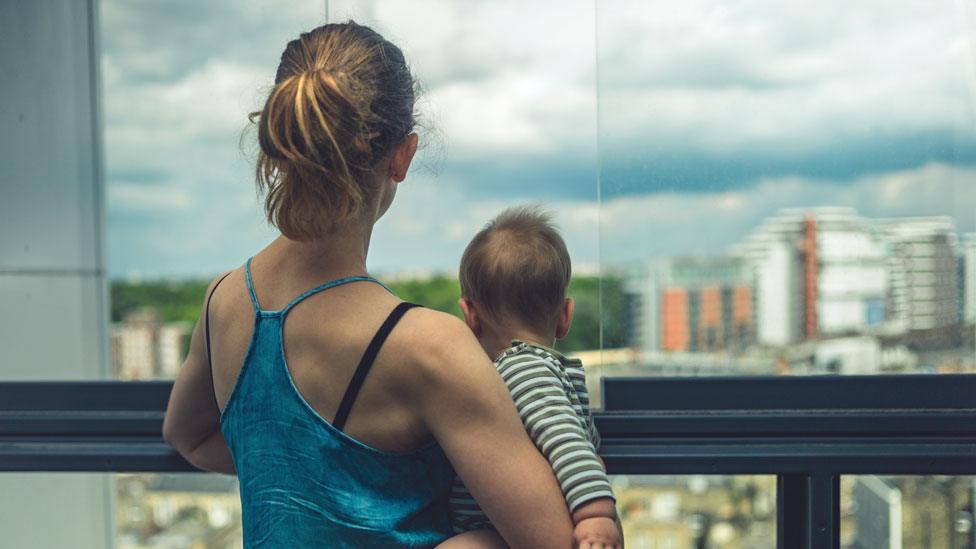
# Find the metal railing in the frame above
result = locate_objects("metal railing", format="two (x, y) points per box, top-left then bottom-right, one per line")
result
(2, 374), (975, 548)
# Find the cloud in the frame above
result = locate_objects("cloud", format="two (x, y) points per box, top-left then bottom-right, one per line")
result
(99, 0), (326, 84)
(109, 189), (276, 280)
(592, 0), (976, 196)
(367, 173), (600, 276)
(107, 160), (975, 278)
(368, 162), (976, 275)
(596, 0), (975, 139)
(101, 0), (976, 278)
(591, 162), (976, 266)
(329, 0), (598, 159)
(109, 183), (194, 213)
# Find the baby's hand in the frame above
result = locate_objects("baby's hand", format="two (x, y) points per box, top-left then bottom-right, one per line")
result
(573, 516), (623, 549)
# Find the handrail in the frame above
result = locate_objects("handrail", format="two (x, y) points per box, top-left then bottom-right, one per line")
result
(1, 376), (975, 548)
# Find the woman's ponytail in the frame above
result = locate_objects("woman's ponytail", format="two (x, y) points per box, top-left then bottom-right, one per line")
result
(252, 22), (416, 241)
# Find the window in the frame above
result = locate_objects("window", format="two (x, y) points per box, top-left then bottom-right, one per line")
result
(596, 0), (976, 377)
(98, 1), (602, 543)
(3, 1), (973, 547)
(613, 475), (777, 548)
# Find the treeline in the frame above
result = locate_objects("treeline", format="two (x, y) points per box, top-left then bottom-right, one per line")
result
(111, 275), (629, 353)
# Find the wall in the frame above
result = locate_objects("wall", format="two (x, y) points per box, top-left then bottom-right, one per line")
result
(0, 0), (112, 547)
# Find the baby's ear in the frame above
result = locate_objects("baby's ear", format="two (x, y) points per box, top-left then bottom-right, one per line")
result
(555, 297), (574, 340)
(458, 298), (481, 335)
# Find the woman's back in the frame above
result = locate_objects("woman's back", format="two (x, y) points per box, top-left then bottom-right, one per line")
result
(209, 248), (455, 547)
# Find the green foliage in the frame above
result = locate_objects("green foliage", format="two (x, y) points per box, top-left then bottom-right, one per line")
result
(384, 276), (463, 319)
(110, 274), (629, 353)
(111, 279), (211, 323)
(599, 277), (630, 349)
(556, 276), (628, 353)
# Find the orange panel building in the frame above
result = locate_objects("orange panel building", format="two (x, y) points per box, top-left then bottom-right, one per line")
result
(661, 288), (689, 352)
(647, 258), (756, 354)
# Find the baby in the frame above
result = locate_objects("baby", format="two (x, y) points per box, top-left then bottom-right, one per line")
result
(439, 206), (622, 548)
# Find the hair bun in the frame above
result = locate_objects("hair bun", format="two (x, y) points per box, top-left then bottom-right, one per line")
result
(253, 22), (415, 241)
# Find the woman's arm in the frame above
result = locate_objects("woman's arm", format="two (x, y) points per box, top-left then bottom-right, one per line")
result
(162, 274), (236, 475)
(405, 312), (574, 549)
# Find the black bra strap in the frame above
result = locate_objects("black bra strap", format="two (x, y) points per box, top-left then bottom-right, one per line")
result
(205, 271), (234, 373)
(332, 302), (421, 432)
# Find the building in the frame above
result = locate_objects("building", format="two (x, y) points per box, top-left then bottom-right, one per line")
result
(117, 474), (242, 549)
(876, 217), (960, 333)
(813, 336), (882, 375)
(856, 476), (976, 549)
(112, 309), (191, 380)
(616, 475), (776, 548)
(158, 323), (191, 378)
(962, 233), (976, 326)
(735, 208), (889, 346)
(815, 211), (888, 335)
(627, 257), (754, 355)
(854, 475), (903, 549)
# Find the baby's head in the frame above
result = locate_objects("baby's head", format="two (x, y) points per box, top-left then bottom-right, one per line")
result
(458, 206), (574, 350)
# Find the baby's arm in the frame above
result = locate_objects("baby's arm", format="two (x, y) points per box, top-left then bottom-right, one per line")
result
(495, 353), (622, 546)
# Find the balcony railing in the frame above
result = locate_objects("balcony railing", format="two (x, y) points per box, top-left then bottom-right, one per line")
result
(2, 374), (975, 548)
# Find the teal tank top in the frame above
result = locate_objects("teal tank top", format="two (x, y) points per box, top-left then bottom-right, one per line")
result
(212, 258), (455, 548)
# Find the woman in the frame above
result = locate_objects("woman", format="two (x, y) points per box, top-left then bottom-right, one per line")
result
(162, 21), (574, 548)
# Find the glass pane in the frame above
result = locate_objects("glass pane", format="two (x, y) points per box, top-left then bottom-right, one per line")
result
(596, 1), (976, 376)
(101, 0), (326, 380)
(614, 475), (776, 548)
(842, 475), (976, 549)
(105, 0), (603, 378)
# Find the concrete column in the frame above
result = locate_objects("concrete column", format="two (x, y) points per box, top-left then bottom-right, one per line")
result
(0, 0), (113, 547)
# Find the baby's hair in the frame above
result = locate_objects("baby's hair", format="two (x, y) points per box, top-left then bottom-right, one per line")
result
(459, 205), (572, 331)
(252, 21), (416, 240)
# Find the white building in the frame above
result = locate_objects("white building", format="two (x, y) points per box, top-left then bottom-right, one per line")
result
(158, 323), (191, 378)
(111, 309), (191, 380)
(854, 476), (903, 549)
(734, 222), (802, 347)
(962, 233), (976, 325)
(112, 322), (156, 380)
(733, 208), (888, 346)
(813, 336), (881, 375)
(876, 217), (960, 332)
(813, 210), (888, 335)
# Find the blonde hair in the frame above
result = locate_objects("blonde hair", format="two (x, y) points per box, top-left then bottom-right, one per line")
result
(252, 22), (416, 240)
(459, 206), (572, 331)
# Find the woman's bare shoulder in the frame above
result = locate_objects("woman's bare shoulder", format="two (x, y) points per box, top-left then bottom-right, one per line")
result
(388, 307), (493, 390)
(398, 307), (471, 344)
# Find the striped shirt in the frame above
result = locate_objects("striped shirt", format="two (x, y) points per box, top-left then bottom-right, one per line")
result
(448, 341), (615, 532)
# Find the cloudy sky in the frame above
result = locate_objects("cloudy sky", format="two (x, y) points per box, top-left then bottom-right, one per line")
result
(101, 0), (976, 279)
